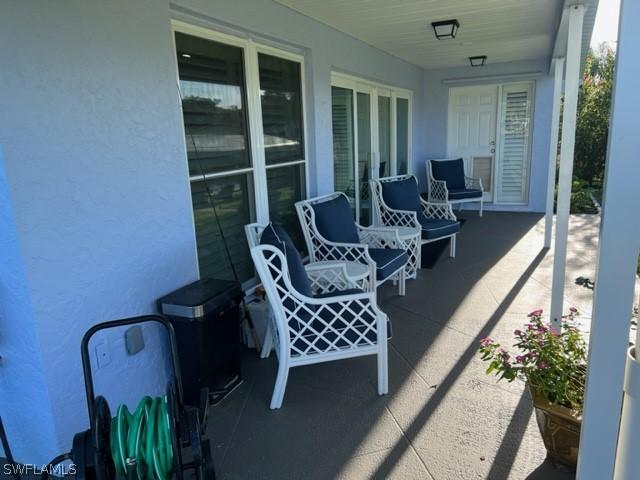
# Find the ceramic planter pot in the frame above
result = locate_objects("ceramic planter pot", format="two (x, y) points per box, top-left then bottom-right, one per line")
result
(529, 386), (582, 470)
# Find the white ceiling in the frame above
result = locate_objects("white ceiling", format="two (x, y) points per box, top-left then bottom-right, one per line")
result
(275, 0), (564, 69)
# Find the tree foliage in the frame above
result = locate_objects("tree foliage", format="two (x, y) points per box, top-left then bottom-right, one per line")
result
(574, 45), (616, 186)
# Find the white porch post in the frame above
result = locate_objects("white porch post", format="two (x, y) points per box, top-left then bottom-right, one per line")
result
(578, 0), (640, 477)
(544, 57), (565, 248)
(549, 4), (585, 330)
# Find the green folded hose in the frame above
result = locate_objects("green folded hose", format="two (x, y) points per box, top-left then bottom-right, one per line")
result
(110, 396), (173, 480)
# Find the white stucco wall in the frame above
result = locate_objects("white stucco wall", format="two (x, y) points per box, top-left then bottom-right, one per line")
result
(423, 59), (554, 212)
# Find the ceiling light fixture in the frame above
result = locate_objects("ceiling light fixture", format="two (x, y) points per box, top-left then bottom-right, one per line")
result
(431, 19), (460, 40)
(181, 53), (192, 58)
(469, 55), (487, 67)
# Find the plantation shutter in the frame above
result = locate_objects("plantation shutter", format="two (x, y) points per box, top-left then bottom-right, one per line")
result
(496, 83), (533, 204)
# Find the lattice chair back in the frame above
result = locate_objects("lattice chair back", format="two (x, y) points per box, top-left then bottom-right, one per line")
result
(370, 175), (422, 228)
(295, 192), (370, 265)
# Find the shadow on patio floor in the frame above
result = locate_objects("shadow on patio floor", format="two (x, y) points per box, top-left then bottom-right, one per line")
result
(206, 212), (593, 479)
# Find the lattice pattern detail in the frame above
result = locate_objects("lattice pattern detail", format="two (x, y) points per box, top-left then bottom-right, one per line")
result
(420, 199), (458, 221)
(305, 263), (357, 295)
(253, 246), (385, 359)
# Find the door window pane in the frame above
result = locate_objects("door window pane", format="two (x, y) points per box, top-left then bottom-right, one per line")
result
(357, 93), (372, 225)
(396, 98), (409, 175)
(176, 32), (251, 176)
(190, 175), (254, 282)
(258, 54), (304, 166)
(267, 164), (306, 251)
(378, 96), (391, 178)
(332, 87), (356, 207)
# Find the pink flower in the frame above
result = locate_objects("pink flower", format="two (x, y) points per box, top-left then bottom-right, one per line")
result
(539, 361), (548, 369)
(480, 337), (494, 347)
(516, 355), (525, 363)
(526, 324), (535, 331)
(569, 307), (578, 313)
(514, 329), (522, 337)
(528, 308), (543, 318)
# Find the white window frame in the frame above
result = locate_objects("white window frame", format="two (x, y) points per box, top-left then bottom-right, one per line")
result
(171, 20), (309, 283)
(330, 72), (413, 217)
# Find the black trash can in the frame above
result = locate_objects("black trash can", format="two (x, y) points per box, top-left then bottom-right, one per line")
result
(158, 278), (243, 410)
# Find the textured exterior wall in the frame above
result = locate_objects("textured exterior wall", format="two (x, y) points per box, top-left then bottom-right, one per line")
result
(423, 59), (554, 212)
(0, 1), (200, 463)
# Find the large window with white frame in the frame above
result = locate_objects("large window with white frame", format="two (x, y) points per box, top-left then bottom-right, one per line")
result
(330, 73), (412, 225)
(173, 22), (307, 284)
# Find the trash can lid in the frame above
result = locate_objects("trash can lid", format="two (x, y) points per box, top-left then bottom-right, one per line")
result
(158, 278), (243, 319)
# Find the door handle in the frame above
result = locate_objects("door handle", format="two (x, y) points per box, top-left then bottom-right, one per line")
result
(489, 140), (496, 146)
(490, 148), (495, 154)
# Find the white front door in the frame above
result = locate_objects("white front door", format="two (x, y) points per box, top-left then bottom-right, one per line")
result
(447, 85), (497, 201)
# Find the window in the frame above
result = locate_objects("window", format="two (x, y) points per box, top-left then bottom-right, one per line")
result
(174, 23), (306, 284)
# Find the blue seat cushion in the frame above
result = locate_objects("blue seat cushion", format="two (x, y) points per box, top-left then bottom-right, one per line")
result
(431, 159), (466, 190)
(418, 215), (460, 240)
(369, 248), (408, 281)
(260, 223), (313, 298)
(311, 195), (360, 244)
(448, 188), (483, 200)
(380, 177), (421, 213)
(314, 288), (365, 299)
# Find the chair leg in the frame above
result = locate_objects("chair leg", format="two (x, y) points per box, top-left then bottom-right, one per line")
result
(398, 268), (406, 296)
(450, 235), (457, 258)
(260, 323), (273, 359)
(377, 339), (388, 395)
(270, 360), (289, 409)
(480, 198), (483, 217)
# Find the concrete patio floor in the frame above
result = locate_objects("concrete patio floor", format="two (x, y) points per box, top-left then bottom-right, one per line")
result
(206, 212), (609, 480)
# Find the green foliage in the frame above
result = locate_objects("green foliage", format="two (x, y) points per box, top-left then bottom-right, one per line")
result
(478, 309), (587, 412)
(574, 45), (615, 186)
(554, 176), (599, 213)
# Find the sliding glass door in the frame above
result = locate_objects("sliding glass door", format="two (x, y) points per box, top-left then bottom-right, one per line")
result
(331, 74), (412, 225)
(174, 22), (307, 284)
(331, 83), (374, 225)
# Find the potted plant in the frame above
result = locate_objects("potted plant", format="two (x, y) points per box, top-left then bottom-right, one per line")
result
(478, 308), (586, 470)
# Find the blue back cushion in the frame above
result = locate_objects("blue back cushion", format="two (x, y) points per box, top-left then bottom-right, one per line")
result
(311, 195), (360, 244)
(431, 159), (466, 190)
(380, 177), (421, 213)
(260, 223), (313, 297)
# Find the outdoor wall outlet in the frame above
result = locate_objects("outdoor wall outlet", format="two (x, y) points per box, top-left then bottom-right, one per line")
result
(95, 341), (111, 369)
(125, 326), (145, 355)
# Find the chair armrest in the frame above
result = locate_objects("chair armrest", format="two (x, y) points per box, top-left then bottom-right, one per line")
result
(377, 204), (419, 229)
(464, 176), (484, 191)
(419, 198), (457, 221)
(428, 178), (449, 203)
(305, 262), (359, 294)
(356, 225), (404, 249)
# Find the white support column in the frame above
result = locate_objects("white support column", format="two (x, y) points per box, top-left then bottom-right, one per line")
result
(544, 57), (565, 248)
(579, 0), (640, 477)
(549, 4), (585, 330)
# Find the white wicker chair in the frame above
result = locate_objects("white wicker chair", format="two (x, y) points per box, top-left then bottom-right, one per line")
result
(250, 234), (389, 409)
(426, 158), (484, 216)
(245, 223), (365, 359)
(370, 175), (460, 268)
(295, 192), (408, 296)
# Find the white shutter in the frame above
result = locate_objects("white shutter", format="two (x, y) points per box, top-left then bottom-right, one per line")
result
(496, 83), (533, 203)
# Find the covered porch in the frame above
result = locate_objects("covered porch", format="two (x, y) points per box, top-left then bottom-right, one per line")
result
(207, 212), (609, 479)
(2, 0), (640, 479)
